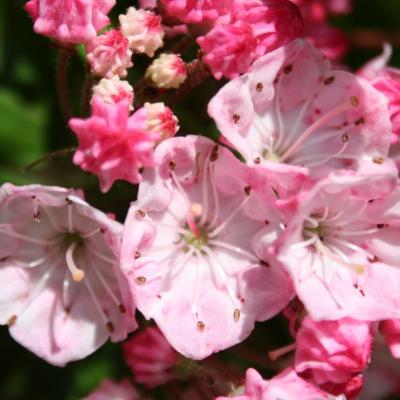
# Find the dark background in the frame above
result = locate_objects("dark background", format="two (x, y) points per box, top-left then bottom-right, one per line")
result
(0, 1), (400, 398)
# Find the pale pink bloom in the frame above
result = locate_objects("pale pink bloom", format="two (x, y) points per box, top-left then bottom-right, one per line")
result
(86, 29), (133, 79)
(0, 184), (136, 366)
(69, 96), (161, 193)
(24, 0), (115, 44)
(295, 317), (374, 399)
(359, 44), (400, 143)
(119, 7), (164, 57)
(197, 22), (258, 80)
(275, 173), (400, 322)
(216, 368), (345, 399)
(121, 136), (293, 359)
(159, 0), (231, 24)
(93, 76), (134, 110)
(123, 326), (179, 388)
(145, 53), (187, 89)
(380, 319), (400, 359)
(209, 39), (391, 187)
(144, 102), (179, 140)
(85, 378), (139, 400)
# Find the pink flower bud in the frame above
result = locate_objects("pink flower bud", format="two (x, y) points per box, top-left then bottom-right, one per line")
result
(86, 29), (133, 79)
(145, 53), (187, 89)
(122, 326), (179, 388)
(119, 7), (164, 57)
(144, 102), (179, 140)
(93, 76), (134, 110)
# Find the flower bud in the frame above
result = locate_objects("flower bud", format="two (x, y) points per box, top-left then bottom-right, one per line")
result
(145, 53), (187, 89)
(145, 102), (179, 140)
(93, 76), (134, 110)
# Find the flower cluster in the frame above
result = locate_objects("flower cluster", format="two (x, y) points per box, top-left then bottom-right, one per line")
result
(9, 0), (400, 398)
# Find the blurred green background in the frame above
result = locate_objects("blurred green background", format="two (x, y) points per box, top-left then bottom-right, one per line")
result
(1, 1), (400, 399)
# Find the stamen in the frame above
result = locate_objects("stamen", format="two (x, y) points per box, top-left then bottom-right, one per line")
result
(209, 187), (251, 238)
(268, 343), (296, 361)
(208, 239), (259, 264)
(199, 150), (212, 227)
(81, 228), (101, 239)
(65, 242), (85, 282)
(169, 164), (191, 208)
(66, 197), (74, 233)
(280, 97), (359, 162)
(0, 225), (60, 246)
(187, 203), (202, 238)
(208, 162), (221, 230)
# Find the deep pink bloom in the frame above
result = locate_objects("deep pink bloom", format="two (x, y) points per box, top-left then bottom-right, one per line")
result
(121, 136), (293, 359)
(197, 23), (257, 80)
(0, 184), (136, 366)
(119, 7), (164, 57)
(216, 368), (345, 399)
(275, 173), (400, 321)
(123, 326), (179, 388)
(84, 378), (139, 400)
(86, 29), (133, 78)
(139, 0), (157, 8)
(209, 39), (391, 188)
(380, 319), (400, 359)
(69, 96), (162, 193)
(295, 317), (374, 399)
(359, 45), (400, 143)
(24, 0), (115, 44)
(159, 0), (231, 24)
(292, 0), (351, 22)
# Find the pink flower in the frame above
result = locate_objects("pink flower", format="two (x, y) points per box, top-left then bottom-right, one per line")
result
(121, 136), (293, 359)
(0, 184), (136, 366)
(197, 23), (258, 80)
(86, 29), (133, 78)
(92, 76), (134, 109)
(275, 173), (400, 322)
(139, 0), (157, 8)
(146, 53), (187, 89)
(292, 0), (351, 23)
(84, 378), (139, 400)
(359, 45), (400, 143)
(123, 326), (180, 388)
(208, 39), (391, 186)
(24, 0), (115, 44)
(216, 368), (345, 399)
(119, 7), (164, 57)
(380, 319), (400, 359)
(159, 0), (231, 24)
(69, 96), (161, 193)
(295, 317), (374, 399)
(144, 102), (179, 140)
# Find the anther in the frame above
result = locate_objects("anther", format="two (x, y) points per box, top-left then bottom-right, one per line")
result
(135, 276), (147, 285)
(341, 133), (349, 143)
(234, 309), (241, 321)
(256, 82), (264, 92)
(355, 117), (365, 126)
(7, 315), (17, 326)
(33, 211), (41, 223)
(373, 157), (385, 165)
(260, 260), (271, 268)
(106, 322), (114, 333)
(135, 209), (146, 218)
(350, 96), (360, 107)
(254, 157), (261, 164)
(324, 76), (335, 85)
(377, 223), (386, 229)
(283, 64), (293, 74)
(197, 320), (205, 331)
(210, 145), (219, 162)
(65, 197), (72, 205)
(244, 186), (251, 196)
(368, 255), (379, 263)
(168, 160), (176, 171)
(232, 114), (240, 124)
(118, 304), (126, 313)
(134, 251), (141, 259)
(100, 227), (107, 234)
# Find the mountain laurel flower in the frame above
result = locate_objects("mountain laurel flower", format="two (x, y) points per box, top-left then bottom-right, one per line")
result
(86, 29), (133, 78)
(159, 0), (231, 24)
(24, 0), (115, 44)
(119, 7), (164, 57)
(92, 76), (134, 110)
(295, 317), (374, 399)
(216, 368), (346, 400)
(0, 184), (136, 366)
(275, 174), (400, 322)
(123, 326), (180, 388)
(121, 135), (293, 359)
(145, 53), (187, 89)
(84, 378), (139, 400)
(380, 319), (400, 359)
(144, 102), (179, 140)
(209, 39), (392, 188)
(69, 96), (161, 193)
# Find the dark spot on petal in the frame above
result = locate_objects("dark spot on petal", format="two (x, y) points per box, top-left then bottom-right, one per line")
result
(135, 276), (147, 285)
(33, 211), (41, 223)
(256, 82), (264, 92)
(244, 186), (251, 196)
(135, 209), (146, 218)
(197, 321), (205, 331)
(65, 197), (72, 205)
(118, 304), (126, 313)
(368, 255), (379, 263)
(134, 251), (141, 259)
(373, 157), (384, 165)
(355, 117), (365, 126)
(210, 145), (219, 162)
(234, 309), (241, 321)
(283, 64), (293, 74)
(324, 76), (335, 85)
(254, 157), (261, 164)
(232, 114), (240, 124)
(106, 322), (114, 333)
(7, 315), (17, 326)
(168, 160), (176, 171)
